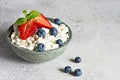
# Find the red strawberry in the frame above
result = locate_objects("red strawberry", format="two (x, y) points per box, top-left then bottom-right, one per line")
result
(19, 20), (37, 40)
(34, 13), (53, 29)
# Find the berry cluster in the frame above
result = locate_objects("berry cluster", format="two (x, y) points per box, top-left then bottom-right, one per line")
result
(16, 10), (53, 40)
(37, 18), (63, 52)
(64, 56), (82, 77)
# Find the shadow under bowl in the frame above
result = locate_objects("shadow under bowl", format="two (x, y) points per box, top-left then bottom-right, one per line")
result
(6, 18), (72, 63)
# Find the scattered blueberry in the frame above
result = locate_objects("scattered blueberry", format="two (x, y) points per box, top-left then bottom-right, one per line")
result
(37, 29), (46, 37)
(64, 66), (72, 73)
(54, 18), (62, 25)
(50, 27), (58, 36)
(56, 39), (63, 46)
(37, 43), (45, 52)
(75, 56), (81, 63)
(74, 69), (82, 76)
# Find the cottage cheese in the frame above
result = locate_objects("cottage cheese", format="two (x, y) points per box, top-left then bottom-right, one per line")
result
(11, 21), (69, 51)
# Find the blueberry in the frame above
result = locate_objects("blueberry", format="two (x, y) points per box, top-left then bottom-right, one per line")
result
(56, 39), (63, 46)
(54, 18), (62, 25)
(75, 56), (81, 63)
(50, 27), (58, 36)
(37, 29), (46, 37)
(74, 69), (82, 76)
(64, 66), (72, 73)
(37, 43), (45, 52)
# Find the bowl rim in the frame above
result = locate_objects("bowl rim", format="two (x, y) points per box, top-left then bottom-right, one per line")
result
(6, 18), (72, 55)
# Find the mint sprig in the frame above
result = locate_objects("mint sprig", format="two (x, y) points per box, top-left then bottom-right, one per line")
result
(26, 10), (40, 20)
(15, 18), (27, 26)
(15, 10), (40, 25)
(23, 10), (28, 17)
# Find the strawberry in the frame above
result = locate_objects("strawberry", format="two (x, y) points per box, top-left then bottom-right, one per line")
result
(34, 13), (53, 29)
(19, 20), (37, 40)
(16, 10), (53, 40)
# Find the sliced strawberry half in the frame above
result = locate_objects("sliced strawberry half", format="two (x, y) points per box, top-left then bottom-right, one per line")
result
(19, 20), (37, 40)
(34, 13), (53, 29)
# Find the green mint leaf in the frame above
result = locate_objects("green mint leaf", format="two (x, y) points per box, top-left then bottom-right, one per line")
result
(15, 18), (27, 25)
(26, 10), (40, 20)
(23, 10), (28, 17)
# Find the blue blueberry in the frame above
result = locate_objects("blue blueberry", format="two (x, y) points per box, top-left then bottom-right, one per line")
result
(37, 29), (46, 37)
(50, 27), (58, 36)
(37, 43), (45, 52)
(56, 39), (63, 46)
(54, 18), (62, 25)
(75, 56), (81, 63)
(74, 69), (82, 76)
(64, 66), (72, 73)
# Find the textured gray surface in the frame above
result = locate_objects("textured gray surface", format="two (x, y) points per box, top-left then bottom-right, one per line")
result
(0, 0), (120, 80)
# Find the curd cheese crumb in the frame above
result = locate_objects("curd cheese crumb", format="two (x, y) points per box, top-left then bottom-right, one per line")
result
(11, 21), (70, 51)
(26, 44), (35, 50)
(51, 44), (59, 49)
(11, 32), (16, 40)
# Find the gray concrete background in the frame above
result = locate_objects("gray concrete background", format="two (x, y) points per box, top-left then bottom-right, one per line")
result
(0, 0), (120, 80)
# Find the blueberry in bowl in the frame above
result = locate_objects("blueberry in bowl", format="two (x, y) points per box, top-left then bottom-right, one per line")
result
(37, 29), (46, 37)
(6, 10), (72, 63)
(54, 18), (62, 25)
(50, 27), (58, 36)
